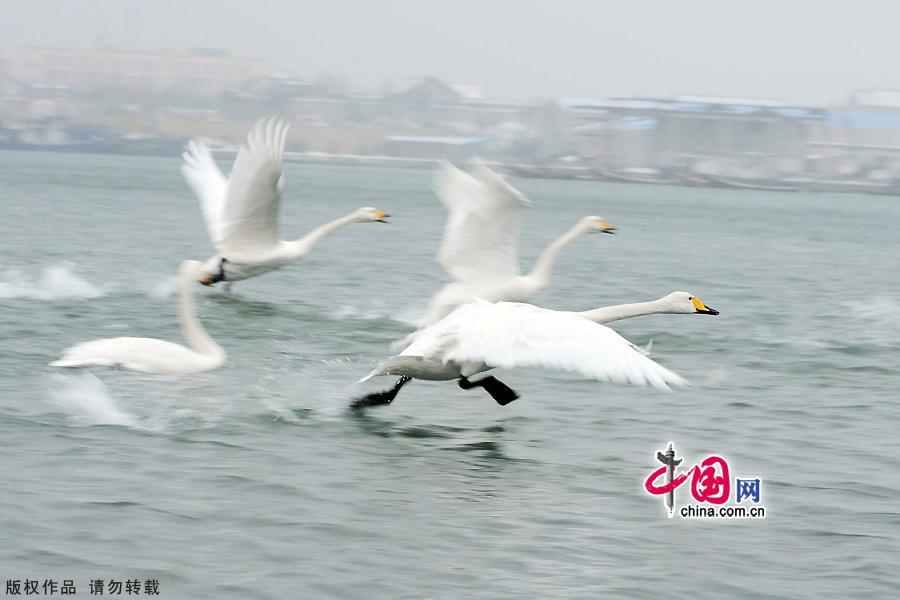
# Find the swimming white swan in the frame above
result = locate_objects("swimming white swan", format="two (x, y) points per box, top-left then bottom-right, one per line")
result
(351, 295), (716, 409)
(182, 117), (389, 286)
(50, 260), (225, 374)
(420, 162), (615, 324)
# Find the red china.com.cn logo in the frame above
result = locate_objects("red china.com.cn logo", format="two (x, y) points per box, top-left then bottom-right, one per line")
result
(644, 442), (766, 519)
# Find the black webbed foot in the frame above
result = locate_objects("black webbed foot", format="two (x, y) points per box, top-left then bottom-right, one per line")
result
(350, 376), (412, 410)
(458, 376), (519, 405)
(457, 376), (478, 390)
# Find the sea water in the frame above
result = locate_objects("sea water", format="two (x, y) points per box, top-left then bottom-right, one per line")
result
(1, 150), (899, 598)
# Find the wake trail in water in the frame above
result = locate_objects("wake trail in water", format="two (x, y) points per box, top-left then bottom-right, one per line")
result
(0, 264), (106, 300)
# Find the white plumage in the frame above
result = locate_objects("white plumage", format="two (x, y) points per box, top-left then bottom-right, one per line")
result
(50, 337), (219, 375)
(372, 300), (687, 390)
(50, 261), (225, 374)
(435, 162), (528, 284)
(181, 117), (388, 285)
(181, 139), (228, 248)
(421, 162), (615, 324)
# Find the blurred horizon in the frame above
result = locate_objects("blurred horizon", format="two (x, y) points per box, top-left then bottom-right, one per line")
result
(6, 1), (900, 197)
(5, 0), (900, 104)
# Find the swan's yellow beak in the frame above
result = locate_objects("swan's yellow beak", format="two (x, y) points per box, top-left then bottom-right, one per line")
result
(199, 273), (215, 286)
(596, 218), (616, 234)
(691, 296), (719, 315)
(374, 210), (389, 223)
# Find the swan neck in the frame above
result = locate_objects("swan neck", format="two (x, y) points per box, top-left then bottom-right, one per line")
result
(179, 270), (224, 358)
(526, 224), (585, 286)
(577, 299), (668, 324)
(287, 212), (358, 259)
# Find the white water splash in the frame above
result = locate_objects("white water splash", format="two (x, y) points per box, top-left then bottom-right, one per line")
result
(48, 372), (138, 427)
(330, 303), (386, 321)
(330, 301), (424, 326)
(0, 264), (106, 300)
(848, 297), (900, 330)
(146, 274), (179, 299)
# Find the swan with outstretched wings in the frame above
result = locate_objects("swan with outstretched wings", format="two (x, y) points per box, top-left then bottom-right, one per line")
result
(181, 117), (389, 287)
(351, 297), (712, 409)
(421, 162), (615, 324)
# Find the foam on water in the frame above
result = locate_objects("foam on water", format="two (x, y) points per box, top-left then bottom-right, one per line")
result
(0, 263), (106, 300)
(330, 300), (424, 326)
(0, 263), (186, 303)
(145, 274), (180, 299)
(48, 372), (138, 428)
(45, 372), (252, 433)
(847, 297), (900, 332)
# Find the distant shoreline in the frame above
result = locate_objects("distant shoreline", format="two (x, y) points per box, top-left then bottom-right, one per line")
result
(3, 144), (898, 197)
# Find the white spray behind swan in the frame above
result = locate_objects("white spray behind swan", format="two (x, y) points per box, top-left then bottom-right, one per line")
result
(0, 264), (105, 300)
(49, 372), (138, 427)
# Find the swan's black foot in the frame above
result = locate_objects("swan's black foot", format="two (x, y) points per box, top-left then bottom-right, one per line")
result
(350, 376), (412, 410)
(458, 376), (520, 406)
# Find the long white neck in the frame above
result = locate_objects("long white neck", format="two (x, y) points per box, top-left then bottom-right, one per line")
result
(576, 299), (669, 324)
(179, 271), (224, 358)
(285, 212), (359, 260)
(525, 223), (588, 288)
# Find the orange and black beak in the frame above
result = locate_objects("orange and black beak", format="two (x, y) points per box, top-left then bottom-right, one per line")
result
(691, 296), (719, 315)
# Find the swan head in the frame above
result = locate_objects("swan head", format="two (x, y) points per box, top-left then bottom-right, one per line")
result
(661, 291), (719, 315)
(581, 215), (616, 234)
(354, 207), (390, 223)
(195, 258), (225, 286)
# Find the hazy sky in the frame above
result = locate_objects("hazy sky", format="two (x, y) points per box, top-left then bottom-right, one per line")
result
(4, 0), (899, 104)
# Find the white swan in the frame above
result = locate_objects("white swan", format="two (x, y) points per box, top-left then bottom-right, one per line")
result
(50, 260), (225, 374)
(420, 162), (615, 324)
(181, 117), (389, 286)
(351, 297), (710, 409)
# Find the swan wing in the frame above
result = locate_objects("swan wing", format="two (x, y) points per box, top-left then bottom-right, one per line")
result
(181, 139), (228, 245)
(434, 162), (529, 283)
(407, 301), (687, 390)
(219, 117), (291, 254)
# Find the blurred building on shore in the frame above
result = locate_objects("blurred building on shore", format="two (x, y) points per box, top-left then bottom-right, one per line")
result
(5, 46), (900, 194)
(538, 96), (827, 183)
(533, 92), (900, 193)
(20, 47), (266, 98)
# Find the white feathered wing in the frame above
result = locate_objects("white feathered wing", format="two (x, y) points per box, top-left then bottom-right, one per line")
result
(434, 163), (529, 284)
(181, 117), (291, 255)
(403, 300), (687, 390)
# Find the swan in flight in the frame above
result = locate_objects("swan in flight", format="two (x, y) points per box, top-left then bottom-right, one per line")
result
(420, 162), (615, 325)
(181, 117), (389, 286)
(50, 260), (225, 374)
(351, 293), (717, 409)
